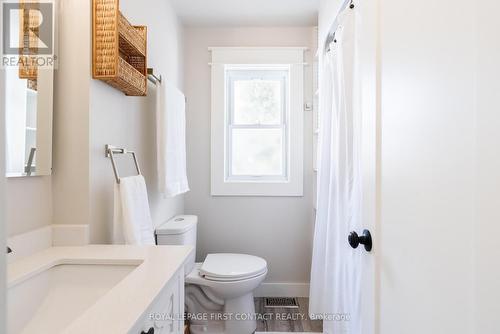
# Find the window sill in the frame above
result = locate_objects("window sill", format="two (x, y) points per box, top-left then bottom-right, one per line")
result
(211, 180), (303, 197)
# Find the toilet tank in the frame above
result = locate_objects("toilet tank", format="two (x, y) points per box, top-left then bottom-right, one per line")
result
(156, 215), (197, 275)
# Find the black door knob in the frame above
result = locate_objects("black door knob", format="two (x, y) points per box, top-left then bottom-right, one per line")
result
(348, 230), (372, 252)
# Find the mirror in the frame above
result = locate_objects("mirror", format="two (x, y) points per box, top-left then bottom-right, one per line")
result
(3, 2), (55, 177)
(4, 68), (53, 177)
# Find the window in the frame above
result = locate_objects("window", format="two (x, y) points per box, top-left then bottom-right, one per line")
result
(211, 47), (305, 196)
(226, 68), (288, 181)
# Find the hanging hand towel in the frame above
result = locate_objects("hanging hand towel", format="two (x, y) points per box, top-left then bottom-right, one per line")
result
(156, 79), (190, 197)
(113, 175), (155, 245)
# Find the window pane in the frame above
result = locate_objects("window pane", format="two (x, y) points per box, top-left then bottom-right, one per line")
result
(231, 128), (283, 176)
(233, 79), (282, 125)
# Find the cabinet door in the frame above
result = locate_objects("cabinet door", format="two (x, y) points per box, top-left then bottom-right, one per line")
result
(134, 268), (184, 334)
(155, 270), (184, 334)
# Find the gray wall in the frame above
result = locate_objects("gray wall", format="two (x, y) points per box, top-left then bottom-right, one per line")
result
(6, 177), (52, 236)
(89, 0), (185, 243)
(6, 0), (185, 242)
(184, 27), (316, 287)
(52, 0), (92, 228)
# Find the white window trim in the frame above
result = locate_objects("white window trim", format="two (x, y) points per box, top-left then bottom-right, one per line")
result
(210, 47), (305, 196)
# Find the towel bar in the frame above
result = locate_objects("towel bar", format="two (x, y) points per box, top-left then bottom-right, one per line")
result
(105, 144), (142, 184)
(146, 68), (188, 103)
(147, 68), (162, 84)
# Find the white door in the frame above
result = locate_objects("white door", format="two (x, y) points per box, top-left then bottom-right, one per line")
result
(320, 0), (500, 333)
(374, 0), (476, 333)
(357, 0), (378, 333)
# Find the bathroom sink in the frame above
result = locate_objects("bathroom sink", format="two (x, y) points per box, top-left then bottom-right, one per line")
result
(8, 263), (138, 334)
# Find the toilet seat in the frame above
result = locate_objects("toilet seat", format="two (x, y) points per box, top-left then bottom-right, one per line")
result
(200, 254), (267, 282)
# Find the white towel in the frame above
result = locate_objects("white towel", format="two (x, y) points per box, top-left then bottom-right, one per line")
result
(156, 79), (190, 197)
(113, 175), (155, 245)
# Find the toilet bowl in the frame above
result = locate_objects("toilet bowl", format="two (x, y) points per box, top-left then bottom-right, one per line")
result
(156, 216), (267, 334)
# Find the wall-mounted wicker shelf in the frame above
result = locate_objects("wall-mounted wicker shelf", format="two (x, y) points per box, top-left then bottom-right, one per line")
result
(92, 0), (147, 96)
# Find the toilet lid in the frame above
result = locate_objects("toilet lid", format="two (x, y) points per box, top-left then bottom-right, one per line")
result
(155, 215), (197, 235)
(200, 254), (267, 280)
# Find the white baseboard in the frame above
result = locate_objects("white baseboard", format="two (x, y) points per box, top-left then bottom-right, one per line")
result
(254, 283), (310, 298)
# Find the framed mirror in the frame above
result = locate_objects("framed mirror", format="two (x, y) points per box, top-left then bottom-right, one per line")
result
(2, 0), (55, 177)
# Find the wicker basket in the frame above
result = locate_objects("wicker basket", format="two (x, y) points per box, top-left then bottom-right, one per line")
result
(118, 13), (146, 56)
(104, 57), (146, 96)
(19, 0), (39, 80)
(92, 0), (147, 96)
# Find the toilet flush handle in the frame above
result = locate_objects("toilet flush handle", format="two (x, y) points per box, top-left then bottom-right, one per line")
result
(141, 327), (154, 334)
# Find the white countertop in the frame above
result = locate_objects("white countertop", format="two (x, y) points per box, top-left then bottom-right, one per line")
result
(8, 245), (193, 334)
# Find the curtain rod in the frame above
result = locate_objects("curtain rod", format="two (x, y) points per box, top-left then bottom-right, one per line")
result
(323, 0), (356, 53)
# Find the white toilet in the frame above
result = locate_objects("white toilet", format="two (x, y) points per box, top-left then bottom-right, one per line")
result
(156, 215), (267, 334)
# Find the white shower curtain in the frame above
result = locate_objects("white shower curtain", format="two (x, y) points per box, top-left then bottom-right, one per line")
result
(309, 7), (364, 334)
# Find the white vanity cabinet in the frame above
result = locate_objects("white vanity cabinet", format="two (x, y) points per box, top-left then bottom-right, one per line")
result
(8, 245), (193, 334)
(131, 267), (185, 334)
